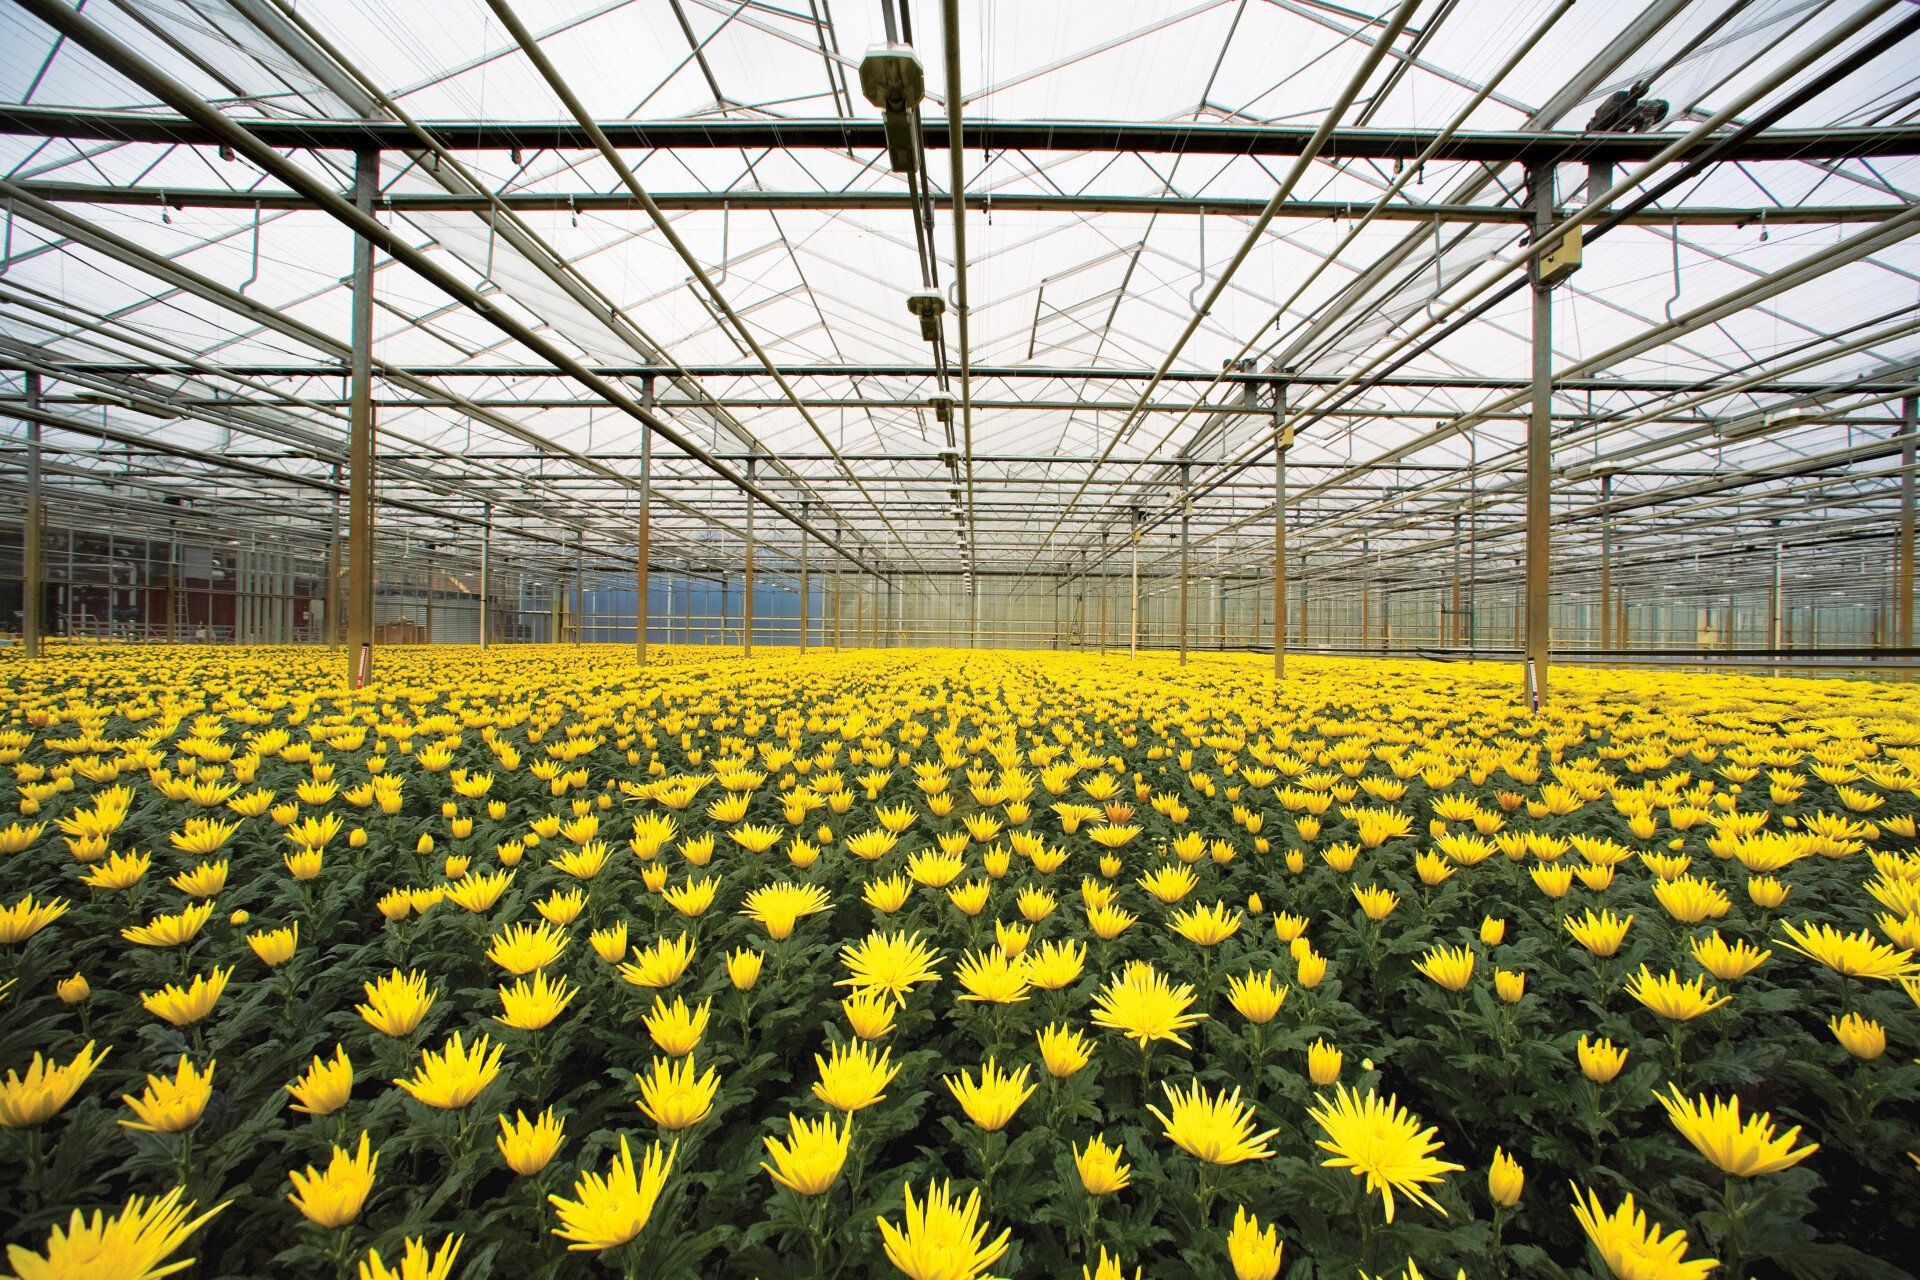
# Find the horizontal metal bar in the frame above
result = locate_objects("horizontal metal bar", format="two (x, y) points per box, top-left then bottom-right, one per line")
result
(9, 360), (1912, 398)
(10, 179), (1902, 226)
(5, 105), (1917, 163)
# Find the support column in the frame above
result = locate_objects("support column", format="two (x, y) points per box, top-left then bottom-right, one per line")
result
(742, 456), (756, 658)
(1178, 463), (1191, 666)
(572, 532), (584, 644)
(1361, 539), (1372, 648)
(346, 148), (378, 688)
(1273, 392), (1287, 677)
(1769, 537), (1783, 652)
(855, 578), (864, 650)
(1598, 473), (1613, 651)
(637, 378), (653, 662)
(1129, 511), (1140, 657)
(21, 373), (44, 657)
(325, 463), (342, 647)
(799, 500), (811, 654)
(479, 504), (492, 649)
(1298, 557), (1309, 649)
(1099, 533), (1109, 655)
(1522, 165), (1555, 708)
(1898, 395), (1916, 651)
(1449, 513), (1463, 647)
(833, 524), (844, 649)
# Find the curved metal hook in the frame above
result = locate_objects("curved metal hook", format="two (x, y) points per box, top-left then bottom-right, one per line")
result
(1187, 210), (1207, 311)
(1424, 213), (1445, 323)
(237, 202), (262, 296)
(713, 200), (731, 287)
(1664, 218), (1683, 325)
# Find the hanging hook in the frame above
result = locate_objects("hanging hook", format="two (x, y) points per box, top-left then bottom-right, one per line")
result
(1424, 214), (1445, 323)
(1758, 209), (1769, 243)
(1664, 218), (1683, 325)
(237, 202), (262, 295)
(1188, 210), (1208, 310)
(479, 214), (498, 293)
(0, 201), (13, 277)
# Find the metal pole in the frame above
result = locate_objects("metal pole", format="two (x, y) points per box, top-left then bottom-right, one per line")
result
(1299, 555), (1309, 648)
(1361, 539), (1372, 648)
(1273, 386), (1287, 678)
(20, 373), (44, 657)
(1129, 511), (1140, 657)
(743, 455), (756, 658)
(1522, 165), (1554, 708)
(833, 523), (844, 649)
(1099, 533), (1109, 655)
(1178, 462), (1191, 665)
(1769, 537), (1783, 651)
(638, 377), (653, 662)
(326, 462), (342, 647)
(479, 503), (492, 649)
(572, 531), (584, 644)
(1598, 472), (1613, 651)
(1449, 513), (1462, 646)
(346, 148), (377, 688)
(1899, 395), (1917, 650)
(800, 499), (811, 654)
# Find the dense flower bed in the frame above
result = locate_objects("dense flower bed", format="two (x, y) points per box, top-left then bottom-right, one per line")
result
(2, 645), (1917, 1280)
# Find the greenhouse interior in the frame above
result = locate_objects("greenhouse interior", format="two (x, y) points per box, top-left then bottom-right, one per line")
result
(1, 2), (1918, 1279)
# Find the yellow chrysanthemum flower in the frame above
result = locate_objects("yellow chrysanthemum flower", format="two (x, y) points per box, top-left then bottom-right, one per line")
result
(1308, 1084), (1463, 1222)
(837, 931), (943, 1005)
(392, 1032), (503, 1110)
(1149, 1079), (1279, 1166)
(497, 1107), (566, 1176)
(549, 1135), (676, 1252)
(356, 1234), (462, 1280)
(288, 1132), (380, 1229)
(119, 1056), (214, 1134)
(875, 1179), (1012, 1280)
(812, 1040), (899, 1113)
(356, 969), (437, 1038)
(0, 1041), (108, 1129)
(1090, 961), (1206, 1050)
(287, 1045), (353, 1117)
(140, 967), (232, 1027)
(945, 1058), (1035, 1132)
(2, 1186), (225, 1280)
(1656, 1086), (1818, 1177)
(634, 1054), (720, 1130)
(1778, 920), (1915, 981)
(1570, 1184), (1718, 1280)
(760, 1111), (852, 1196)
(1226, 1204), (1285, 1280)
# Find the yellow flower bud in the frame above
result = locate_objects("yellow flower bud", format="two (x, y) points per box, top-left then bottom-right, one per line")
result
(1488, 1147), (1524, 1207)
